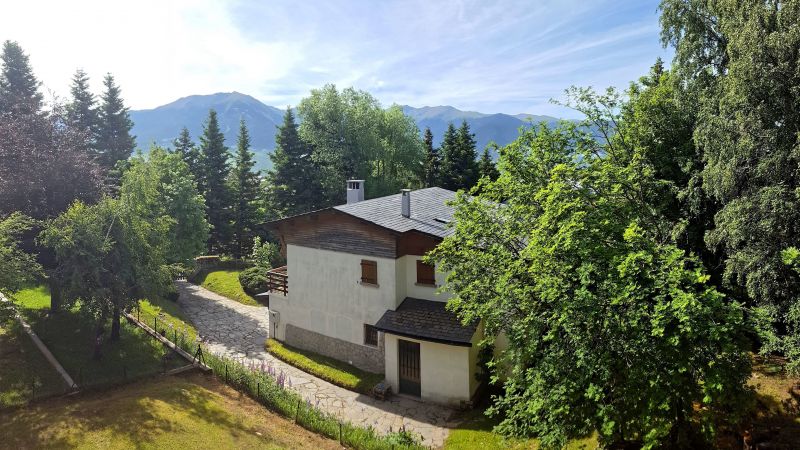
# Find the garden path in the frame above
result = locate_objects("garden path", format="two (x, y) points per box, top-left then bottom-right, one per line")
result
(175, 281), (459, 448)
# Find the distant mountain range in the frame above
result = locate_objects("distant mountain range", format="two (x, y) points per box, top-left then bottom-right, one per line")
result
(130, 92), (562, 170)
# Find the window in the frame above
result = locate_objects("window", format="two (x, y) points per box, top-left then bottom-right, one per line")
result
(364, 324), (379, 347)
(360, 259), (378, 285)
(416, 260), (436, 286)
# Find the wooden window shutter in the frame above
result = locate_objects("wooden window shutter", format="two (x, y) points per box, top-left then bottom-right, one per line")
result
(361, 259), (378, 284)
(416, 260), (436, 285)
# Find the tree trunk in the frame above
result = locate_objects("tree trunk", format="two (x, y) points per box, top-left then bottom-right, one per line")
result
(93, 323), (104, 360)
(110, 305), (121, 341)
(48, 276), (61, 312)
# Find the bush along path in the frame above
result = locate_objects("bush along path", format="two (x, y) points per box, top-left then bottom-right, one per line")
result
(176, 281), (460, 448)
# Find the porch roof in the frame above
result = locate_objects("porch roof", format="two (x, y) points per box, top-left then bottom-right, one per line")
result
(374, 298), (477, 347)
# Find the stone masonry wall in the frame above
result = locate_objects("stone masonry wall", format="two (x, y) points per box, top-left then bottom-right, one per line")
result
(285, 324), (385, 374)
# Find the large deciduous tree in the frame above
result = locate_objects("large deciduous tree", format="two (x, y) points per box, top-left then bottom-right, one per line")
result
(229, 119), (261, 258)
(0, 213), (42, 296)
(197, 109), (231, 253)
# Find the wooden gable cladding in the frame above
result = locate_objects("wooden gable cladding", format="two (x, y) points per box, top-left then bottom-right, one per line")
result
(396, 231), (442, 258)
(272, 209), (398, 258)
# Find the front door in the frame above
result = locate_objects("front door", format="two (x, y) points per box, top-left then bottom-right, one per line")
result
(398, 339), (421, 396)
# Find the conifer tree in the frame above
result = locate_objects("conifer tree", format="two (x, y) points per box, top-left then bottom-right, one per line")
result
(439, 121), (478, 191)
(198, 109), (232, 253)
(174, 126), (201, 182)
(267, 108), (323, 217)
(97, 73), (135, 172)
(66, 69), (99, 155)
(230, 119), (261, 258)
(478, 146), (499, 182)
(0, 41), (43, 117)
(423, 127), (440, 187)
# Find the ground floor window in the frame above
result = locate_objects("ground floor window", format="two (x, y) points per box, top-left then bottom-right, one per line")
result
(364, 324), (378, 346)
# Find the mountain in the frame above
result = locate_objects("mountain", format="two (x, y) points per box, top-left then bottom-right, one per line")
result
(130, 92), (284, 169)
(130, 92), (564, 170)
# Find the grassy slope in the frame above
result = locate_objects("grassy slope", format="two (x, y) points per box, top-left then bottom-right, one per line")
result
(13, 287), (185, 389)
(195, 270), (263, 306)
(0, 372), (341, 449)
(265, 338), (384, 394)
(0, 302), (67, 407)
(746, 356), (800, 448)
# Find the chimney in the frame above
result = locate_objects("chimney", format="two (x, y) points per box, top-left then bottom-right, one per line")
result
(346, 180), (365, 204)
(401, 189), (411, 218)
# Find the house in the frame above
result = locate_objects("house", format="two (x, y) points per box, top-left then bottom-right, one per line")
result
(263, 181), (482, 405)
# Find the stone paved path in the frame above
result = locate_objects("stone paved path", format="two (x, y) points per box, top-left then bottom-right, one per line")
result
(176, 281), (459, 448)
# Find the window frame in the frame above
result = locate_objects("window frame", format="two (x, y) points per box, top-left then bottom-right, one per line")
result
(415, 260), (436, 286)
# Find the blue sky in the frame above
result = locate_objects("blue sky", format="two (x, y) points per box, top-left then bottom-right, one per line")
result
(1, 0), (670, 118)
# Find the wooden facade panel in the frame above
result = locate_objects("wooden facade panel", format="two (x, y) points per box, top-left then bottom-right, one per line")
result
(397, 231), (441, 258)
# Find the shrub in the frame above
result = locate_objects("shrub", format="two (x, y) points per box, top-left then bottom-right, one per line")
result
(239, 266), (268, 296)
(251, 237), (283, 269)
(167, 262), (194, 280)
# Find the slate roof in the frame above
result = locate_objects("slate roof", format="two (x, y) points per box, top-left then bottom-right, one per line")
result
(374, 297), (478, 346)
(332, 187), (456, 238)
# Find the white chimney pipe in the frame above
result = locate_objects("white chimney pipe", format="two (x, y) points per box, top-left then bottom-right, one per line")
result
(346, 180), (365, 204)
(401, 189), (411, 218)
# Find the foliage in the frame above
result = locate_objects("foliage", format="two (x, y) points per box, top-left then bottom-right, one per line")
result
(0, 213), (42, 295)
(229, 119), (262, 258)
(238, 266), (268, 296)
(197, 109), (232, 253)
(0, 40), (43, 118)
(477, 146), (499, 184)
(267, 107), (324, 217)
(422, 126), (440, 187)
(120, 146), (209, 264)
(66, 68), (100, 155)
(429, 100), (752, 447)
(194, 269), (261, 306)
(439, 121), (478, 191)
(297, 84), (424, 202)
(173, 126), (201, 182)
(96, 73), (135, 173)
(264, 339), (384, 394)
(251, 236), (283, 269)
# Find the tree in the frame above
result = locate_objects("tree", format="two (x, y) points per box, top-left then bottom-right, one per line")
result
(429, 106), (751, 448)
(297, 84), (424, 202)
(0, 213), (42, 296)
(477, 146), (499, 183)
(120, 146), (208, 263)
(660, 0), (800, 370)
(267, 108), (322, 216)
(173, 126), (200, 181)
(40, 197), (170, 343)
(229, 119), (261, 258)
(197, 109), (231, 253)
(423, 127), (440, 187)
(0, 41), (43, 117)
(66, 69), (100, 155)
(96, 73), (135, 173)
(439, 121), (478, 191)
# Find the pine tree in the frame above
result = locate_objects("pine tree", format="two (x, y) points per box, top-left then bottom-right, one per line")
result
(174, 126), (201, 181)
(230, 119), (261, 258)
(268, 108), (323, 217)
(478, 146), (499, 182)
(198, 109), (232, 253)
(97, 73), (135, 172)
(423, 127), (440, 187)
(439, 121), (478, 191)
(66, 69), (100, 155)
(0, 41), (43, 117)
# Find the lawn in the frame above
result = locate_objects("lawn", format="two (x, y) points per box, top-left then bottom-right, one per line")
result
(0, 302), (68, 408)
(265, 338), (384, 394)
(0, 372), (341, 449)
(193, 269), (263, 306)
(13, 286), (187, 389)
(746, 355), (800, 448)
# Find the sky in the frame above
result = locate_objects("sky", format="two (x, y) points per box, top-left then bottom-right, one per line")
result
(0, 0), (670, 118)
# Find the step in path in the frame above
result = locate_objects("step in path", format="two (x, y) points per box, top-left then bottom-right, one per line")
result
(175, 281), (460, 448)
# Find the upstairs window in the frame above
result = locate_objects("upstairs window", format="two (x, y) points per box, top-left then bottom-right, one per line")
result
(364, 324), (379, 347)
(361, 259), (378, 285)
(416, 260), (436, 286)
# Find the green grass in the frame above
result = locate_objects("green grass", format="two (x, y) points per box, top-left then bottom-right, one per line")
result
(0, 372), (342, 449)
(0, 303), (68, 408)
(265, 338), (384, 394)
(12, 286), (187, 389)
(194, 269), (263, 306)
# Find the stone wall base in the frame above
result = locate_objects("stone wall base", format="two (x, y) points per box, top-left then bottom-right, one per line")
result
(285, 324), (385, 374)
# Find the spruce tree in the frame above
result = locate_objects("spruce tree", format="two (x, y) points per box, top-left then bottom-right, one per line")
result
(0, 41), (43, 117)
(230, 119), (261, 258)
(174, 126), (201, 182)
(439, 121), (478, 191)
(423, 127), (440, 187)
(66, 69), (100, 155)
(268, 108), (323, 217)
(478, 146), (499, 182)
(97, 73), (135, 172)
(198, 109), (232, 253)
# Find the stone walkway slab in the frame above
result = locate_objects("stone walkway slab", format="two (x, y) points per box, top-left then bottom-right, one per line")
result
(176, 281), (459, 448)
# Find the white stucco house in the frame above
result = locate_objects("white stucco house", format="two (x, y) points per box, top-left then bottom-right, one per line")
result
(263, 181), (482, 405)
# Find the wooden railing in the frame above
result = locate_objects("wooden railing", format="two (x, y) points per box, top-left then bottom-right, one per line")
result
(267, 266), (288, 295)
